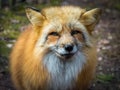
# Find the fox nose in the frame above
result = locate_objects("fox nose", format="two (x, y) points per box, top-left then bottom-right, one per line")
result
(64, 44), (73, 52)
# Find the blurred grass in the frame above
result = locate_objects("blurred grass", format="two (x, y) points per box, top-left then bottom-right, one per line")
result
(0, 41), (11, 57)
(114, 3), (120, 10)
(96, 74), (114, 83)
(0, 40), (11, 71)
(0, 5), (28, 60)
(0, 8), (28, 38)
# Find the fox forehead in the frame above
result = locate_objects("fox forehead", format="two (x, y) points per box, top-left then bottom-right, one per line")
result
(42, 6), (86, 22)
(43, 21), (87, 35)
(42, 20), (86, 33)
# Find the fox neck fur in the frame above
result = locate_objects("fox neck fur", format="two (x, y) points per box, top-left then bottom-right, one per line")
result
(43, 51), (86, 90)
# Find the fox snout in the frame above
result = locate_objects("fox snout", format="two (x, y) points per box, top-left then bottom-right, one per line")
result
(55, 43), (78, 59)
(64, 44), (74, 52)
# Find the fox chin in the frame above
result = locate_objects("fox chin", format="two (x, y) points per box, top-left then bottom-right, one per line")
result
(10, 6), (101, 90)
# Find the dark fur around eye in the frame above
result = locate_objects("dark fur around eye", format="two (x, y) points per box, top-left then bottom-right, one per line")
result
(71, 30), (85, 39)
(71, 30), (81, 35)
(48, 32), (59, 36)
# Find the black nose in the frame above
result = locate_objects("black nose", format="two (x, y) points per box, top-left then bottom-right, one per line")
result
(64, 44), (73, 52)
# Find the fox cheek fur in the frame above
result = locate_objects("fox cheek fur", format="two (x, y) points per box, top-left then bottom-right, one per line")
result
(10, 6), (101, 90)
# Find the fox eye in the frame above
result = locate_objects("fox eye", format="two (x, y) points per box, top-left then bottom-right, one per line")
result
(49, 32), (59, 36)
(71, 30), (81, 35)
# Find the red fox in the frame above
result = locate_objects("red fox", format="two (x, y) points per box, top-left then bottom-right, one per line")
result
(10, 6), (101, 90)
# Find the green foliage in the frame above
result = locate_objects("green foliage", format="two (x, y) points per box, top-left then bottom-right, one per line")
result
(0, 40), (10, 72)
(1, 30), (20, 39)
(0, 9), (29, 41)
(0, 4), (29, 68)
(50, 0), (62, 5)
(114, 3), (120, 11)
(96, 74), (114, 83)
(0, 41), (11, 57)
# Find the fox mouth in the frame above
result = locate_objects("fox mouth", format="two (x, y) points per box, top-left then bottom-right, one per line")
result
(55, 52), (75, 59)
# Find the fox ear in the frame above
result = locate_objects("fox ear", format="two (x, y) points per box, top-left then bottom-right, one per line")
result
(26, 7), (45, 26)
(81, 8), (102, 33)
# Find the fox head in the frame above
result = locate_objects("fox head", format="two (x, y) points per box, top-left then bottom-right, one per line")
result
(25, 6), (101, 89)
(26, 6), (101, 59)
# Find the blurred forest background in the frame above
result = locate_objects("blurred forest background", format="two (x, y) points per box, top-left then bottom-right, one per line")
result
(0, 0), (120, 90)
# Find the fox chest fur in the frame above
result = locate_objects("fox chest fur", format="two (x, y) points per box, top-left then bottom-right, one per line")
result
(10, 6), (101, 90)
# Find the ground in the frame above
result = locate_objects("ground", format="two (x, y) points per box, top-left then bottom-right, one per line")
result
(0, 0), (120, 90)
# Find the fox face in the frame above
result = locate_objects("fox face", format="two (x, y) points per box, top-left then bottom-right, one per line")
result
(26, 6), (101, 59)
(41, 22), (86, 59)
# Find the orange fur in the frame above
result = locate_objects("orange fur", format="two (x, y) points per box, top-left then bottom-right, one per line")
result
(10, 6), (101, 90)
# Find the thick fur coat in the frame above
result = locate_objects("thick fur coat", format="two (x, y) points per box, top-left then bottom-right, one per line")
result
(10, 6), (101, 90)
